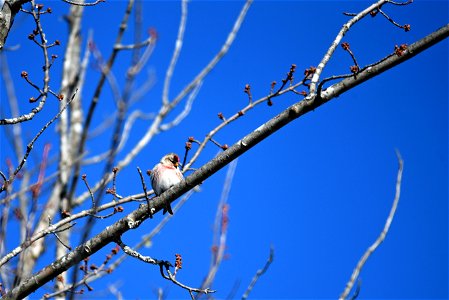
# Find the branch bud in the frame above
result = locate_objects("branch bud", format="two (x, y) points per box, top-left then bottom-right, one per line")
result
(341, 42), (350, 51)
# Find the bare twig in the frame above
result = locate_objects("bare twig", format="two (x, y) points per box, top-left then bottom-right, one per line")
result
(241, 246), (274, 300)
(82, 111), (154, 165)
(114, 35), (155, 51)
(61, 0), (105, 6)
(116, 236), (215, 298)
(49, 218), (72, 251)
(339, 150), (403, 300)
(159, 81), (202, 131)
(378, 8), (410, 31)
(162, 0), (188, 105)
(198, 159), (238, 296)
(184, 72), (304, 171)
(169, 0), (253, 109)
(159, 264), (215, 298)
(0, 0), (52, 125)
(0, 171), (6, 182)
(341, 42), (360, 73)
(309, 0), (388, 95)
(137, 166), (153, 218)
(386, 0), (413, 5)
(81, 174), (95, 210)
(115, 236), (159, 265)
(0, 89), (79, 193)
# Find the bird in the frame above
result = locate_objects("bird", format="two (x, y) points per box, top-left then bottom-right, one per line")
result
(150, 153), (184, 215)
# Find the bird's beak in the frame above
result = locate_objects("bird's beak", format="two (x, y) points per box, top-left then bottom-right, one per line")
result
(174, 162), (179, 168)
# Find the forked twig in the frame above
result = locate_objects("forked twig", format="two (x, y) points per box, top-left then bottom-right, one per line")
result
(309, 0), (388, 94)
(0, 89), (79, 193)
(116, 236), (215, 299)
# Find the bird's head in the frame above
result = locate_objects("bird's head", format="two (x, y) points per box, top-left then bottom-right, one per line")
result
(161, 153), (180, 168)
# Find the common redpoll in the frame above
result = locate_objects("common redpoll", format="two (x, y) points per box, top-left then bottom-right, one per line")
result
(150, 153), (184, 215)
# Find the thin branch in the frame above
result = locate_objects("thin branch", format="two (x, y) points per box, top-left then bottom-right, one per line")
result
(116, 235), (215, 297)
(309, 0), (388, 94)
(82, 111), (154, 165)
(160, 266), (215, 297)
(61, 0), (105, 6)
(0, 156), (83, 206)
(50, 223), (72, 251)
(241, 246), (275, 300)
(128, 70), (156, 103)
(378, 8), (410, 30)
(184, 77), (304, 171)
(126, 34), (157, 77)
(159, 81), (202, 131)
(317, 51), (396, 94)
(162, 0), (188, 105)
(137, 166), (153, 218)
(0, 0), (52, 125)
(115, 236), (158, 265)
(89, 40), (123, 108)
(0, 171), (6, 182)
(0, 90), (79, 193)
(386, 0), (413, 5)
(198, 159), (238, 295)
(114, 35), (155, 51)
(339, 150), (403, 300)
(169, 0), (252, 109)
(81, 174), (96, 210)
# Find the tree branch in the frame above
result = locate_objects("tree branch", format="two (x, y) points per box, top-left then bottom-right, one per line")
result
(241, 246), (274, 300)
(339, 150), (404, 300)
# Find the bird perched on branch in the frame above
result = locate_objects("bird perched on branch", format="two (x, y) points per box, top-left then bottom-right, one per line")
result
(150, 153), (184, 215)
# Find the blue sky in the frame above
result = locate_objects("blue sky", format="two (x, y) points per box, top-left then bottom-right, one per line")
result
(0, 1), (448, 299)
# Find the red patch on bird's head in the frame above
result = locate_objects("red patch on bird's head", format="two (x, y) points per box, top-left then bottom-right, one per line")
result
(167, 154), (180, 168)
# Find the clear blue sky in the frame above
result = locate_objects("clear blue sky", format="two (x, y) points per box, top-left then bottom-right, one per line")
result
(0, 1), (447, 299)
